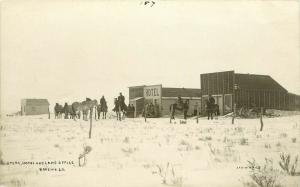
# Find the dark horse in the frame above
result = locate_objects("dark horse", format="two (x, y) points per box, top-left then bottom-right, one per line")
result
(113, 98), (127, 121)
(206, 100), (220, 120)
(54, 103), (63, 119)
(169, 100), (189, 122)
(97, 103), (108, 119)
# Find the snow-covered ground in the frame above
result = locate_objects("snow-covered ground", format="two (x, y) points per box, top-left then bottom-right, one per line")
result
(0, 114), (300, 187)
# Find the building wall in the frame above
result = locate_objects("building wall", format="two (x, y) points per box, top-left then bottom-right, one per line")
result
(286, 93), (300, 111)
(129, 86), (144, 100)
(200, 71), (235, 115)
(200, 71), (234, 96)
(162, 88), (201, 98)
(23, 105), (49, 115)
(200, 71), (300, 113)
(235, 89), (288, 110)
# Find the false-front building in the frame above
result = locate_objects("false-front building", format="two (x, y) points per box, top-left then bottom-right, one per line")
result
(129, 85), (201, 117)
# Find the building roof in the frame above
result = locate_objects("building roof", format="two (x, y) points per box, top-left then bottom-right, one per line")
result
(235, 73), (287, 92)
(128, 85), (146, 89)
(162, 87), (201, 98)
(21, 99), (50, 106)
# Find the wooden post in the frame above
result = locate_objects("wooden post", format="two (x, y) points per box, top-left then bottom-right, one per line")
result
(232, 103), (236, 124)
(144, 105), (147, 122)
(89, 108), (92, 139)
(260, 107), (264, 131)
(95, 106), (97, 120)
(169, 105), (173, 124)
(196, 104), (200, 124)
(48, 107), (50, 119)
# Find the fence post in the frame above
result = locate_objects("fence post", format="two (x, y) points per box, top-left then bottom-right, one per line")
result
(89, 108), (92, 139)
(48, 107), (50, 119)
(144, 105), (147, 122)
(260, 107), (264, 131)
(196, 108), (199, 124)
(232, 103), (236, 124)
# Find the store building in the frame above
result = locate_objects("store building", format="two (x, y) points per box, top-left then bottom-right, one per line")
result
(200, 71), (300, 115)
(129, 84), (201, 117)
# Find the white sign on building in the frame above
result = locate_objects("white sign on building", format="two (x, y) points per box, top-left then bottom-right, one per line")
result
(143, 85), (162, 99)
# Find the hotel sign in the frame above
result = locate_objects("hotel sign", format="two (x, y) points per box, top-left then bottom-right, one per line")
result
(144, 85), (162, 99)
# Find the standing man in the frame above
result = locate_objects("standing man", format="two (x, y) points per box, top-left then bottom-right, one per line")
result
(100, 96), (107, 119)
(127, 104), (132, 117)
(131, 104), (135, 118)
(193, 102), (199, 116)
(118, 92), (125, 111)
(100, 95), (106, 107)
(208, 94), (215, 105)
(183, 100), (189, 120)
(177, 96), (183, 105)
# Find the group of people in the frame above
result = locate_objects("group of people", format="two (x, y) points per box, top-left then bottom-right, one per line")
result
(112, 93), (136, 119)
(170, 96), (190, 120)
(54, 93), (221, 121)
(127, 104), (136, 118)
(143, 100), (160, 118)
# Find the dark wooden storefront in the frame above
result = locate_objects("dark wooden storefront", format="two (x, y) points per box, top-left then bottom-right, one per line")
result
(200, 71), (300, 114)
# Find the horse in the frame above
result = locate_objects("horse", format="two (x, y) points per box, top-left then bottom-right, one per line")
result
(71, 102), (82, 120)
(113, 99), (127, 121)
(113, 99), (121, 121)
(67, 105), (75, 119)
(206, 100), (220, 120)
(169, 100), (189, 122)
(63, 103), (72, 119)
(97, 103), (107, 119)
(120, 103), (127, 120)
(81, 98), (98, 121)
(54, 103), (64, 119)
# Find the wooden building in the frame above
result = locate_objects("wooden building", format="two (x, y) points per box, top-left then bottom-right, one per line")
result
(129, 85), (201, 117)
(21, 99), (50, 115)
(200, 71), (300, 115)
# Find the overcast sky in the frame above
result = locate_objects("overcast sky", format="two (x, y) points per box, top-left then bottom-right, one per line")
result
(1, 0), (299, 114)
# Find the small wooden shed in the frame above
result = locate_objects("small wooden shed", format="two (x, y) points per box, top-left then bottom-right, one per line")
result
(21, 99), (50, 115)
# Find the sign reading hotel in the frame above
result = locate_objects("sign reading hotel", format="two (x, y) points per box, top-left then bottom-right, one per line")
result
(144, 85), (162, 99)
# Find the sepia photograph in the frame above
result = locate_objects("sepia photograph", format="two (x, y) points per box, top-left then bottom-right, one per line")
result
(0, 0), (299, 186)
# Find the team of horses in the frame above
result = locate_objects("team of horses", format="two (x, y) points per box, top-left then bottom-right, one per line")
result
(54, 98), (107, 121)
(54, 97), (220, 121)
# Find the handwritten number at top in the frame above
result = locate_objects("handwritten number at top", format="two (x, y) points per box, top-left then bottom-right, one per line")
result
(142, 0), (156, 7)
